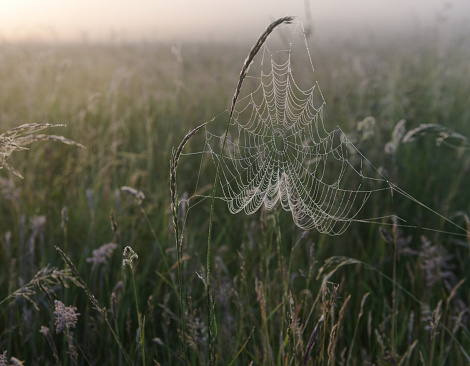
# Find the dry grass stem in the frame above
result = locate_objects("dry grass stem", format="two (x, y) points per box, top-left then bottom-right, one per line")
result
(302, 314), (324, 366)
(0, 123), (83, 178)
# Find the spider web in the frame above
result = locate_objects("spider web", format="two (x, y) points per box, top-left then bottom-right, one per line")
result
(180, 19), (467, 237)
(199, 20), (393, 235)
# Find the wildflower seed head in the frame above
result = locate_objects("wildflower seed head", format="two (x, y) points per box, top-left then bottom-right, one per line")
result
(29, 215), (46, 231)
(0, 351), (7, 366)
(10, 357), (24, 366)
(391, 119), (407, 144)
(384, 141), (396, 155)
(122, 245), (138, 268)
(121, 186), (145, 205)
(86, 242), (117, 266)
(357, 116), (376, 141)
(61, 206), (68, 230)
(122, 259), (132, 267)
(53, 300), (80, 334)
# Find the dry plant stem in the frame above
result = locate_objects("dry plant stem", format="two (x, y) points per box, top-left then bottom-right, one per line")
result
(169, 122), (208, 361)
(442, 279), (465, 362)
(428, 301), (441, 366)
(170, 122), (209, 212)
(204, 15), (294, 364)
(346, 292), (370, 366)
(0, 123), (83, 178)
(0, 266), (76, 310)
(39, 326), (60, 365)
(302, 314), (324, 366)
(13, 134), (84, 148)
(329, 294), (351, 364)
(55, 246), (133, 365)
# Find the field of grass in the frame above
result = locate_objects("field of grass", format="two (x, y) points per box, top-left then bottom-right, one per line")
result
(1, 21), (470, 365)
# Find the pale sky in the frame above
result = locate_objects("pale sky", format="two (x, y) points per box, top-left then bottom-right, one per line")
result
(0, 0), (468, 42)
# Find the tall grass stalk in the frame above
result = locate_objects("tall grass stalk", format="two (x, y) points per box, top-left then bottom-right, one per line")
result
(346, 292), (370, 366)
(133, 269), (146, 365)
(170, 124), (207, 361)
(123, 246), (146, 366)
(205, 16), (294, 364)
(428, 300), (442, 366)
(170, 16), (294, 364)
(391, 220), (398, 354)
(273, 209), (288, 363)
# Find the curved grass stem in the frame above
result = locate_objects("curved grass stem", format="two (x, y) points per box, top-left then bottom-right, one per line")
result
(169, 16), (294, 365)
(205, 16), (294, 365)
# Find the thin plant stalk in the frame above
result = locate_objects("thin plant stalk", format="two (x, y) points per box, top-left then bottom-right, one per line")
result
(170, 123), (208, 361)
(122, 246), (145, 365)
(228, 327), (255, 366)
(130, 266), (146, 366)
(139, 204), (170, 272)
(346, 292), (370, 366)
(273, 209), (288, 363)
(391, 221), (398, 354)
(205, 16), (294, 364)
(169, 16), (294, 364)
(170, 160), (186, 360)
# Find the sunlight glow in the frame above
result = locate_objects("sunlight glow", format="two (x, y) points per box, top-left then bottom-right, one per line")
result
(0, 0), (468, 42)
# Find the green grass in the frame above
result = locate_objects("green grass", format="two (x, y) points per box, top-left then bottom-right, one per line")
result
(1, 22), (470, 365)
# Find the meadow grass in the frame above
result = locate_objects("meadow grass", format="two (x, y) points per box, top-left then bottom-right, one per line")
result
(1, 21), (470, 365)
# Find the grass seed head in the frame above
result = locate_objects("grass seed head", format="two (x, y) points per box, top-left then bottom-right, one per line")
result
(123, 245), (138, 268)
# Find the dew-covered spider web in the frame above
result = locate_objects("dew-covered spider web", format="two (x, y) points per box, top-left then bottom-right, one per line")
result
(176, 19), (469, 238)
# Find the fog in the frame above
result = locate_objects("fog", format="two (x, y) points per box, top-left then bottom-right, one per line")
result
(0, 0), (469, 43)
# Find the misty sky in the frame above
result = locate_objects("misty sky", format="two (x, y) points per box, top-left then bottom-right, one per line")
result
(0, 0), (469, 42)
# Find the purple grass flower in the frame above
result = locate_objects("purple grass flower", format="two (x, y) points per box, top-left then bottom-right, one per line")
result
(54, 300), (80, 334)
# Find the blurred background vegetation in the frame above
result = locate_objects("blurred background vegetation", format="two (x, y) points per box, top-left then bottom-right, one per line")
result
(1, 22), (470, 364)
